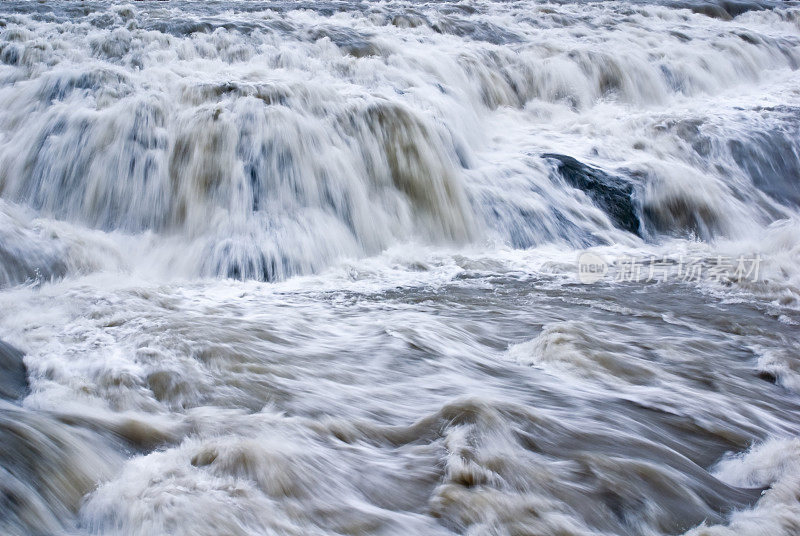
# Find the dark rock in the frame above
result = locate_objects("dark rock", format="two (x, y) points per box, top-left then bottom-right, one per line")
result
(542, 153), (642, 236)
(757, 370), (778, 384)
(0, 340), (28, 401)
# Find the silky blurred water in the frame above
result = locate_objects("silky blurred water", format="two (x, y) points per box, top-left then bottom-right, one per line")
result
(1, 1), (800, 535)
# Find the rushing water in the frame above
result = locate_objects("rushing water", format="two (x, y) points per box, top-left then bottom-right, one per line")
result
(1, 1), (800, 535)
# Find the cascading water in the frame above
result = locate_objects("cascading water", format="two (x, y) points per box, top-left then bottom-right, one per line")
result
(1, 1), (800, 535)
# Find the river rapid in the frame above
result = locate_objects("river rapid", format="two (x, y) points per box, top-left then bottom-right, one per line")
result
(1, 1), (800, 535)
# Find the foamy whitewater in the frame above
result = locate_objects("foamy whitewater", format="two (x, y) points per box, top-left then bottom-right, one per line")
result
(1, 0), (800, 534)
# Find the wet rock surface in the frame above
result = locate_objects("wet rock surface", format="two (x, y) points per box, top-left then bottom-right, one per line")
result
(543, 153), (642, 237)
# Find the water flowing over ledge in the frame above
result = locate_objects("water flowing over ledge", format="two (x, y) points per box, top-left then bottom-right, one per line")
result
(1, 1), (800, 535)
(0, 0), (799, 286)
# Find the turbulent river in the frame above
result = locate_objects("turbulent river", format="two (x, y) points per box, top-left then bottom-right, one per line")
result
(1, 1), (800, 535)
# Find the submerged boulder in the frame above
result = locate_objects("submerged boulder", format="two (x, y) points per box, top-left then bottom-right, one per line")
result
(0, 340), (28, 401)
(542, 153), (642, 237)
